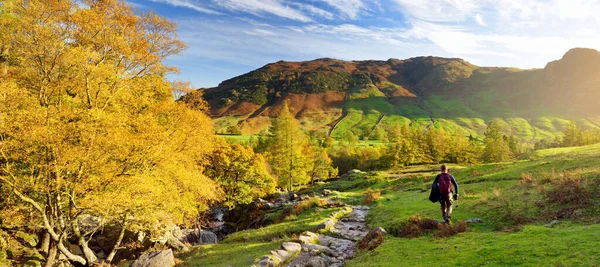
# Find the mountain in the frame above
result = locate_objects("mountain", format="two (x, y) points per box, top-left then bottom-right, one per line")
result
(197, 48), (600, 143)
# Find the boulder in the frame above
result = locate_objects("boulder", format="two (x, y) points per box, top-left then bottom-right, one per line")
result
(281, 242), (302, 253)
(130, 249), (174, 267)
(321, 189), (332, 196)
(178, 229), (218, 245)
(166, 236), (189, 252)
(199, 230), (218, 244)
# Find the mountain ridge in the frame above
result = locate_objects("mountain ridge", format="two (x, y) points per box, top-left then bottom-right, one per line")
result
(195, 48), (600, 142)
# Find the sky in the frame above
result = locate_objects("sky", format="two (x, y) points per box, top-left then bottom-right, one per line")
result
(127, 0), (600, 88)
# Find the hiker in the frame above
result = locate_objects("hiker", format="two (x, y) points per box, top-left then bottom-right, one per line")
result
(432, 164), (459, 223)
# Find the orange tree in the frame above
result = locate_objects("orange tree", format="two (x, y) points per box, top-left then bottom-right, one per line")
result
(0, 0), (221, 265)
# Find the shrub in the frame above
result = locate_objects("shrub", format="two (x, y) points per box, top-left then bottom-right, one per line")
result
(519, 173), (535, 185)
(362, 190), (381, 204)
(542, 171), (590, 206)
(388, 215), (467, 238)
(538, 171), (592, 219)
(279, 198), (327, 221)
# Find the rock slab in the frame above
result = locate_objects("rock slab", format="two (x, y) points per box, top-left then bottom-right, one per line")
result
(130, 249), (174, 267)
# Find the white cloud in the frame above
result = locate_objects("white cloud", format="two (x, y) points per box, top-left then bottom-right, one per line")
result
(213, 0), (313, 22)
(393, 0), (483, 22)
(475, 14), (486, 26)
(149, 0), (222, 14)
(319, 0), (366, 19)
(244, 28), (278, 36)
(292, 3), (335, 20)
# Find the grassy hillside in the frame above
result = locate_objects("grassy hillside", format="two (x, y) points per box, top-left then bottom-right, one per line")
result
(349, 143), (600, 266)
(179, 143), (600, 266)
(199, 48), (600, 142)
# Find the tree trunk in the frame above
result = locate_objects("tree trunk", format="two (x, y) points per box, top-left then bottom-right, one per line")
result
(71, 218), (98, 265)
(44, 240), (57, 267)
(105, 217), (127, 263)
(39, 231), (50, 255)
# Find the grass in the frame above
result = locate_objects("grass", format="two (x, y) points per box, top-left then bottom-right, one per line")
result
(179, 199), (342, 266)
(179, 241), (281, 267)
(344, 143), (600, 266)
(178, 143), (600, 266)
(348, 224), (600, 266)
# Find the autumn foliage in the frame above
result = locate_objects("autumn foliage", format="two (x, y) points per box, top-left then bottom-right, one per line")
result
(0, 0), (228, 265)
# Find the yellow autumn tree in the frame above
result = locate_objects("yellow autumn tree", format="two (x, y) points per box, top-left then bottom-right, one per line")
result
(203, 139), (276, 209)
(267, 102), (314, 191)
(0, 0), (221, 265)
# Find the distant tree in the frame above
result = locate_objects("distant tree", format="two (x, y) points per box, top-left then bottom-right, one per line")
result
(562, 121), (583, 147)
(226, 125), (243, 135)
(371, 126), (386, 140)
(482, 121), (514, 162)
(203, 140), (276, 209)
(447, 135), (480, 164)
(361, 128), (372, 141)
(342, 130), (359, 145)
(310, 149), (338, 183)
(322, 136), (335, 148)
(267, 102), (313, 191)
(425, 127), (449, 163)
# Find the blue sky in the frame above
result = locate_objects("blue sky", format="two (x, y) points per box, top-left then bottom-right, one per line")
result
(127, 0), (600, 88)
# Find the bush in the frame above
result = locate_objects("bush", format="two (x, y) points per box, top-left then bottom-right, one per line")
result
(362, 190), (381, 204)
(537, 171), (592, 219)
(279, 198), (327, 221)
(388, 215), (467, 238)
(541, 171), (590, 206)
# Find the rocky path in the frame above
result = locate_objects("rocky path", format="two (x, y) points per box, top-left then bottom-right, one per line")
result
(285, 206), (370, 267)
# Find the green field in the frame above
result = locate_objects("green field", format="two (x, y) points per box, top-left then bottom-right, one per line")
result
(181, 143), (600, 266)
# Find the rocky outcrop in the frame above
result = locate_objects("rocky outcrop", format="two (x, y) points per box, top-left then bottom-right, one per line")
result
(130, 249), (174, 267)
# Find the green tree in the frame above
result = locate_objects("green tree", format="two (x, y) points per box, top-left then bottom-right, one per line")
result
(267, 102), (312, 191)
(482, 121), (514, 162)
(425, 127), (449, 163)
(203, 140), (276, 209)
(447, 135), (480, 164)
(562, 121), (582, 147)
(310, 149), (338, 183)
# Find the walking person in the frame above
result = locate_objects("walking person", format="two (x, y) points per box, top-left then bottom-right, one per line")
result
(432, 164), (459, 223)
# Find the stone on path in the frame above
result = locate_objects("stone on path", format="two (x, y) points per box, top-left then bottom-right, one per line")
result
(465, 218), (484, 224)
(302, 244), (337, 257)
(271, 250), (292, 262)
(256, 255), (280, 267)
(312, 219), (335, 231)
(282, 242), (302, 253)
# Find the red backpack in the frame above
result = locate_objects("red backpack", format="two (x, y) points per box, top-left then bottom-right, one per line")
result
(438, 173), (452, 194)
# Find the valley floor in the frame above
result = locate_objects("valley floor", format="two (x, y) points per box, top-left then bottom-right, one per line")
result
(179, 143), (600, 266)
